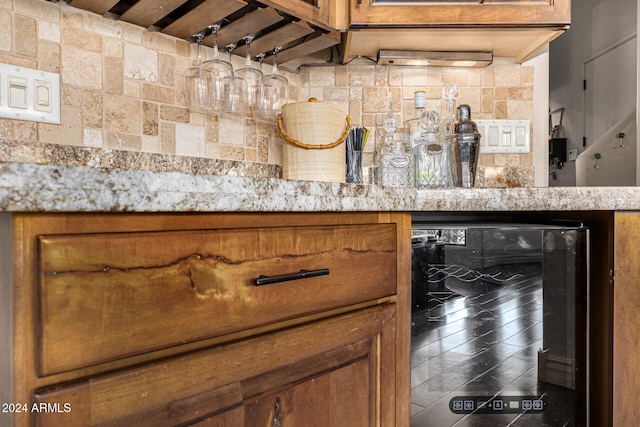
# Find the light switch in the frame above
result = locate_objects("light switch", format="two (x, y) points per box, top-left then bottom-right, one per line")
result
(476, 120), (530, 154)
(34, 79), (52, 112)
(9, 76), (28, 109)
(488, 126), (499, 146)
(0, 63), (60, 124)
(515, 126), (527, 146)
(501, 128), (512, 146)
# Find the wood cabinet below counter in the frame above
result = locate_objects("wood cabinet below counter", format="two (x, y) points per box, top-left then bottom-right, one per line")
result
(1, 212), (411, 427)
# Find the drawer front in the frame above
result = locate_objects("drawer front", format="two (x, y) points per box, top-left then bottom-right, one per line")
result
(37, 223), (397, 375)
(32, 304), (395, 426)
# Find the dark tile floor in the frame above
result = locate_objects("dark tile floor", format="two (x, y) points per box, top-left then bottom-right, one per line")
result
(410, 265), (579, 427)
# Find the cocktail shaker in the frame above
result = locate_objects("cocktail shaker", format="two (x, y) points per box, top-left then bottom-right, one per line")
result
(447, 105), (481, 187)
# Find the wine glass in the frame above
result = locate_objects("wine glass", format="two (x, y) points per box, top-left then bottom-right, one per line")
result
(183, 33), (208, 113)
(234, 35), (263, 112)
(201, 23), (234, 114)
(258, 47), (289, 119)
(224, 42), (247, 115)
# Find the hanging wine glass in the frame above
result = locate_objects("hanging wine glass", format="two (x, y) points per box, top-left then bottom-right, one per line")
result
(224, 42), (246, 115)
(258, 47), (289, 119)
(201, 23), (234, 113)
(234, 35), (263, 112)
(184, 33), (209, 113)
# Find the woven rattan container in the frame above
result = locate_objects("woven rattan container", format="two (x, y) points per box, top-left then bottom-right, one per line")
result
(278, 99), (350, 183)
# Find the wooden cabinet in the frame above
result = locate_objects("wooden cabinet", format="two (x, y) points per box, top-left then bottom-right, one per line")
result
(257, 0), (338, 32)
(613, 212), (640, 426)
(349, 0), (570, 27)
(343, 0), (571, 63)
(1, 212), (411, 427)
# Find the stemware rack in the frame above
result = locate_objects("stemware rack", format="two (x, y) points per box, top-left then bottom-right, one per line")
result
(64, 0), (340, 68)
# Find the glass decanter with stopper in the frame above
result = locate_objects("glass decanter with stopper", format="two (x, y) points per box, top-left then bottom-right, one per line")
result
(379, 95), (413, 186)
(414, 110), (456, 188)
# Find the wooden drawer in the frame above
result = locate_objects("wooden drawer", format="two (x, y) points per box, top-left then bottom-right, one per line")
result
(36, 223), (397, 375)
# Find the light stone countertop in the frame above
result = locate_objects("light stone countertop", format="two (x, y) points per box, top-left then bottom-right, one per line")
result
(1, 161), (639, 213)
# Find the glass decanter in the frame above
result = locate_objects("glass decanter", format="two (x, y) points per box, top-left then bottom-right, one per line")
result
(380, 94), (413, 186)
(414, 110), (456, 188)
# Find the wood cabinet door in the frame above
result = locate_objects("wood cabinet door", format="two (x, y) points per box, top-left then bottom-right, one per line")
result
(349, 0), (570, 27)
(613, 212), (640, 426)
(31, 304), (397, 426)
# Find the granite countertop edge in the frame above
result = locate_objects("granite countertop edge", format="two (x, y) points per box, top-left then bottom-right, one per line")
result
(1, 162), (639, 213)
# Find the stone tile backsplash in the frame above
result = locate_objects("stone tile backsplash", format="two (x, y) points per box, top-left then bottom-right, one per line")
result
(0, 0), (535, 186)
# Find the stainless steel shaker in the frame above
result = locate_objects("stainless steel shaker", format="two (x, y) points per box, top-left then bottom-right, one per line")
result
(447, 105), (481, 187)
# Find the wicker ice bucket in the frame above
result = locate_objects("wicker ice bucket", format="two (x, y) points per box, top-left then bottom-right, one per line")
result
(278, 98), (351, 183)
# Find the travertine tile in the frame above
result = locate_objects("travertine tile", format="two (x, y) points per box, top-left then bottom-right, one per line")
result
(0, 10), (10, 52)
(106, 132), (141, 150)
(220, 145), (244, 161)
(104, 38), (123, 58)
(38, 40), (60, 73)
(38, 20), (60, 43)
(123, 79), (141, 98)
(83, 128), (102, 147)
(104, 56), (123, 94)
(62, 85), (83, 107)
(142, 102), (158, 136)
(481, 88), (494, 114)
(61, 46), (102, 89)
(83, 90), (103, 128)
(141, 135), (159, 153)
(158, 53), (174, 87)
(104, 94), (140, 133)
(309, 66), (335, 87)
(14, 121), (38, 142)
(142, 83), (158, 101)
(39, 105), (83, 146)
(402, 67), (428, 87)
(160, 122), (176, 154)
(507, 100), (533, 120)
(160, 105), (189, 123)
(175, 123), (204, 156)
(13, 14), (37, 57)
(335, 66), (348, 86)
(15, 0), (59, 21)
(62, 27), (101, 52)
(494, 65), (521, 86)
(0, 119), (13, 140)
(218, 116), (244, 146)
(124, 45), (158, 82)
(86, 13), (122, 39)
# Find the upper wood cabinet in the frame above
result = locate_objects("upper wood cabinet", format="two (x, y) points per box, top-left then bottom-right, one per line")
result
(349, 0), (570, 27)
(257, 0), (336, 31)
(343, 0), (571, 63)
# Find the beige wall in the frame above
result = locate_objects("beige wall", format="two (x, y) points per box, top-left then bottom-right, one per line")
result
(0, 0), (537, 186)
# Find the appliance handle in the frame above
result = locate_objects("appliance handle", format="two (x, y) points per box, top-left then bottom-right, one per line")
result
(254, 268), (330, 286)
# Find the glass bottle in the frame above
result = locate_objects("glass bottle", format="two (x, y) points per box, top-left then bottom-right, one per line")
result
(439, 83), (458, 136)
(408, 90), (426, 149)
(414, 110), (456, 188)
(380, 94), (413, 186)
(381, 133), (413, 186)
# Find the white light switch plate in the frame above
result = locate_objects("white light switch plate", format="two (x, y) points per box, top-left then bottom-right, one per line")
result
(476, 120), (531, 154)
(0, 63), (60, 124)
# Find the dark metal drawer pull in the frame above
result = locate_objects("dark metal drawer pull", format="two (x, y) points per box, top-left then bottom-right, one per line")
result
(255, 268), (330, 286)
